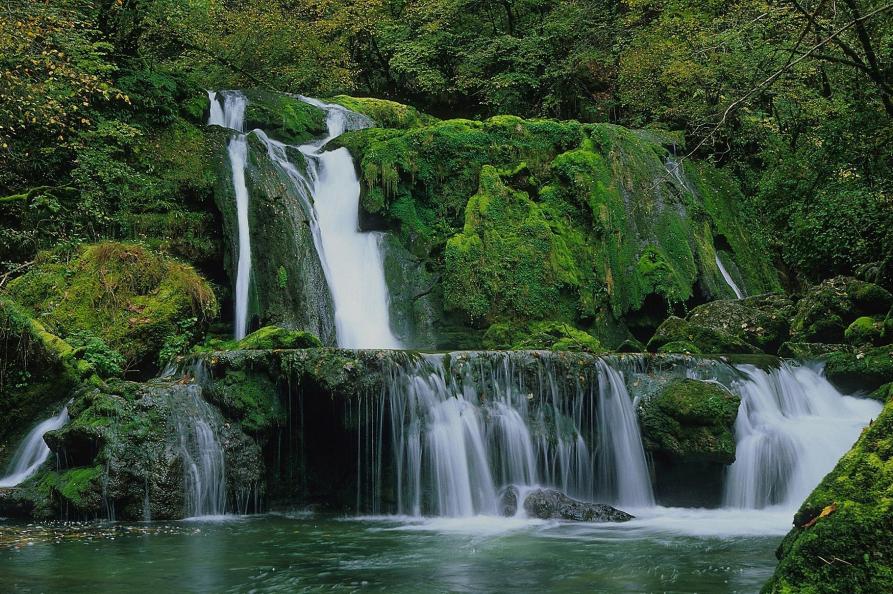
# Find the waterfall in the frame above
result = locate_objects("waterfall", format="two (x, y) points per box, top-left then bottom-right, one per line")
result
(353, 353), (653, 516)
(0, 405), (69, 487)
(174, 385), (227, 517)
(723, 363), (881, 509)
(715, 253), (745, 299)
(296, 98), (401, 349)
(207, 90), (251, 339)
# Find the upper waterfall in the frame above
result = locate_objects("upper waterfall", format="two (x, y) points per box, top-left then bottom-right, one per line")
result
(296, 98), (401, 349)
(716, 254), (745, 299)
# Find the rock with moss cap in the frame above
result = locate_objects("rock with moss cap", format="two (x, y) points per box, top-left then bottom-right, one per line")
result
(844, 316), (887, 347)
(640, 379), (740, 465)
(242, 89), (327, 144)
(791, 276), (893, 344)
(328, 95), (437, 129)
(648, 316), (761, 354)
(236, 326), (322, 350)
(686, 294), (793, 353)
(763, 395), (892, 594)
(778, 342), (852, 360)
(824, 346), (893, 393)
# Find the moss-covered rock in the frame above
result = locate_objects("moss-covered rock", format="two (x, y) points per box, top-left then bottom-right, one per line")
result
(482, 321), (603, 351)
(791, 276), (893, 344)
(824, 346), (893, 393)
(686, 294), (794, 353)
(778, 342), (852, 360)
(334, 112), (778, 347)
(764, 396), (892, 593)
(328, 95), (437, 129)
(5, 242), (218, 376)
(647, 316), (762, 354)
(656, 340), (703, 355)
(845, 316), (886, 346)
(242, 90), (327, 144)
(236, 326), (322, 350)
(640, 379), (740, 465)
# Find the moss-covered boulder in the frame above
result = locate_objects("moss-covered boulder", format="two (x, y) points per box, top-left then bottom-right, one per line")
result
(824, 346), (893, 393)
(0, 298), (93, 460)
(640, 378), (740, 506)
(24, 379), (263, 520)
(764, 396), (893, 593)
(328, 95), (437, 129)
(5, 242), (218, 376)
(686, 294), (794, 353)
(334, 110), (779, 348)
(640, 379), (740, 465)
(242, 90), (327, 144)
(844, 316), (887, 347)
(236, 326), (322, 350)
(482, 321), (602, 351)
(647, 316), (762, 354)
(791, 276), (893, 344)
(778, 342), (852, 360)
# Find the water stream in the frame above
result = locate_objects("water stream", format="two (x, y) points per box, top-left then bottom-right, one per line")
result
(0, 405), (69, 487)
(716, 253), (745, 299)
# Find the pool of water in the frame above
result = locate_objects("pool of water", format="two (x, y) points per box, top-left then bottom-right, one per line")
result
(0, 508), (789, 593)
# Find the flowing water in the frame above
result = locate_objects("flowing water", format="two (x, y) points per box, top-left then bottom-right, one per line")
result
(716, 253), (746, 299)
(0, 513), (785, 593)
(0, 406), (69, 487)
(173, 385), (227, 518)
(207, 90), (252, 339)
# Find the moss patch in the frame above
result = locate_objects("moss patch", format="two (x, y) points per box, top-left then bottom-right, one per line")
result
(329, 95), (437, 129)
(243, 90), (327, 144)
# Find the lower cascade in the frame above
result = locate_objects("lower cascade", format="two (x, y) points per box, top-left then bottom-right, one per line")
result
(174, 385), (228, 517)
(342, 353), (879, 518)
(0, 405), (69, 488)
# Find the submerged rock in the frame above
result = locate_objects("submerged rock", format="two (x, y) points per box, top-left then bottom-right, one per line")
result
(508, 487), (633, 522)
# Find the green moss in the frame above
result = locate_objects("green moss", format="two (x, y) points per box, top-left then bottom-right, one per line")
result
(657, 340), (703, 355)
(640, 379), (740, 464)
(764, 397), (892, 593)
(37, 465), (103, 510)
(483, 321), (602, 352)
(208, 369), (284, 433)
(648, 316), (762, 354)
(845, 316), (886, 346)
(6, 242), (218, 374)
(236, 325), (321, 350)
(792, 277), (893, 343)
(242, 90), (327, 144)
(328, 95), (437, 129)
(825, 346), (893, 393)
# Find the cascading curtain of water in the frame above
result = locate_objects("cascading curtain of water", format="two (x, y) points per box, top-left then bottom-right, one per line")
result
(723, 362), (880, 509)
(0, 405), (69, 487)
(207, 90), (251, 339)
(175, 385), (227, 517)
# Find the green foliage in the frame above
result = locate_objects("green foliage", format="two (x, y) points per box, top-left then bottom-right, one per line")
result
(66, 331), (125, 379)
(6, 242), (218, 375)
(277, 266), (288, 290)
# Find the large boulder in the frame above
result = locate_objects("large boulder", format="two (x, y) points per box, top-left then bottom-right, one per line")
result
(764, 396), (893, 593)
(640, 378), (740, 506)
(5, 242), (218, 376)
(242, 90), (327, 144)
(500, 486), (633, 522)
(824, 346), (893, 393)
(791, 276), (893, 344)
(686, 294), (794, 353)
(647, 316), (762, 354)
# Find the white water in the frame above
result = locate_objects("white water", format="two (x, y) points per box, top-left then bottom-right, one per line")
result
(207, 90), (251, 339)
(295, 98), (401, 349)
(175, 385), (227, 517)
(724, 363), (880, 509)
(0, 406), (69, 487)
(354, 353), (653, 517)
(715, 253), (745, 299)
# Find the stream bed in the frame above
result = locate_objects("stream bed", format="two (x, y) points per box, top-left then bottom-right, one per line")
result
(1, 509), (788, 593)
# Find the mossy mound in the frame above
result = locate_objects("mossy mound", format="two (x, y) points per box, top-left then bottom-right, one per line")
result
(778, 342), (851, 360)
(845, 316), (887, 347)
(334, 112), (779, 347)
(329, 95), (437, 129)
(647, 316), (761, 354)
(5, 242), (218, 375)
(237, 326), (322, 350)
(686, 294), (794, 353)
(0, 298), (93, 455)
(824, 346), (893, 393)
(791, 276), (893, 344)
(482, 320), (602, 351)
(764, 397), (892, 593)
(640, 379), (740, 465)
(243, 90), (327, 144)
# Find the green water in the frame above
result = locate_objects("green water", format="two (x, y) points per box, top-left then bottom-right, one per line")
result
(0, 510), (787, 593)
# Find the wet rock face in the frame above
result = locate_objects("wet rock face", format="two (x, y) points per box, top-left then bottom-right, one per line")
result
(500, 486), (633, 522)
(791, 276), (893, 344)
